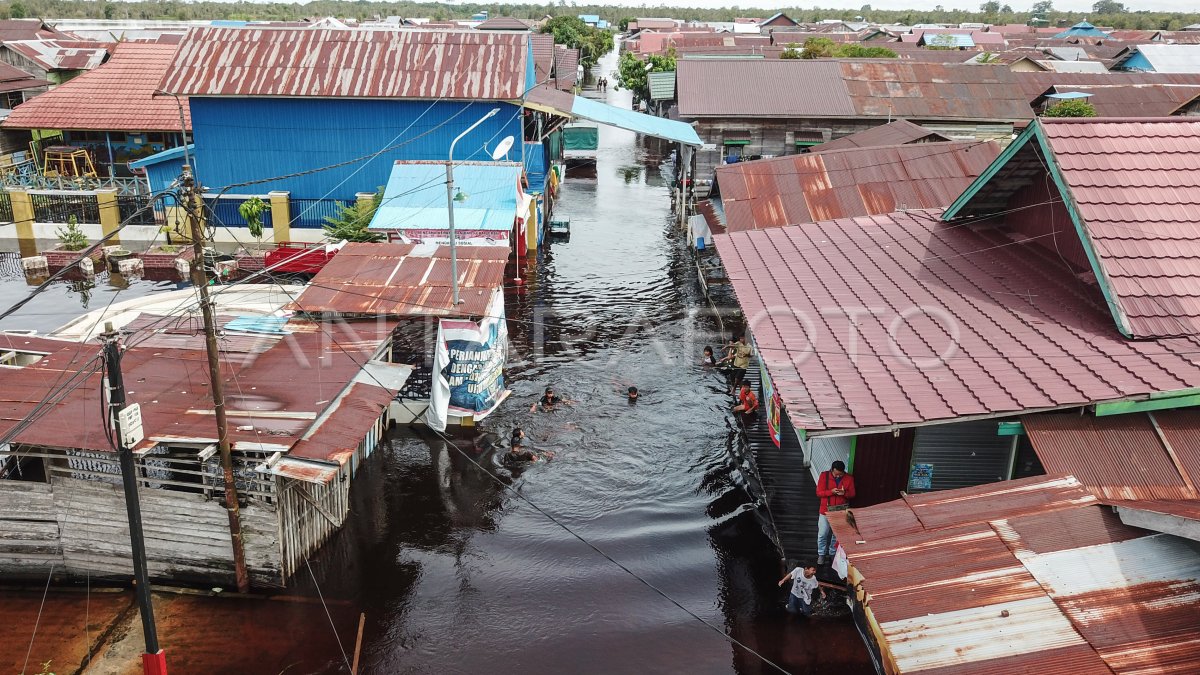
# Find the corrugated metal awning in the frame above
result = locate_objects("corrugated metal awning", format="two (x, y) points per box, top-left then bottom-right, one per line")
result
(262, 456), (339, 484)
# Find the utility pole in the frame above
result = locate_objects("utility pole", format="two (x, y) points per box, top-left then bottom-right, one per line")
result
(101, 322), (168, 675)
(180, 166), (251, 594)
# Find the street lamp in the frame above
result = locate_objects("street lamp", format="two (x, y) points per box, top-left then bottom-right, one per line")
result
(447, 107), (500, 306)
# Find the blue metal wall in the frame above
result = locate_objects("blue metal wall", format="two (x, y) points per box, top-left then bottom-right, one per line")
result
(189, 98), (526, 200)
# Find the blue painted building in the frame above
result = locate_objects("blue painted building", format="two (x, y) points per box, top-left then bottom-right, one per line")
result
(153, 27), (540, 204)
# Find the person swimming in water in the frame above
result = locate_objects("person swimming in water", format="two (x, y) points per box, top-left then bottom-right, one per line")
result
(702, 346), (717, 366)
(504, 427), (552, 466)
(530, 386), (573, 412)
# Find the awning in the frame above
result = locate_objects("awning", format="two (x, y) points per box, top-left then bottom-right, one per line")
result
(1047, 91), (1094, 100)
(521, 85), (701, 147)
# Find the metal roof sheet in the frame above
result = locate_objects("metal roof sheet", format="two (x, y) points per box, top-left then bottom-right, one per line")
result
(369, 160), (523, 233)
(2, 42), (188, 132)
(647, 70), (676, 101)
(1128, 44), (1200, 73)
(1023, 411), (1199, 501)
(811, 119), (951, 153)
(920, 32), (975, 48)
(3, 38), (109, 71)
(828, 475), (1200, 674)
(677, 59), (1032, 120)
(530, 32), (553, 84)
(1039, 118), (1200, 338)
(285, 242), (509, 317)
(1014, 71), (1200, 102)
(714, 141), (998, 232)
(158, 27), (529, 99)
(1039, 84), (1200, 116)
(714, 209), (1200, 432)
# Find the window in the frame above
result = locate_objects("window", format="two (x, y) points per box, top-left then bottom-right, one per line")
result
(0, 349), (47, 367)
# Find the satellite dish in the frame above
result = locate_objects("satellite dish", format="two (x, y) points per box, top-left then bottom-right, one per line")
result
(492, 135), (515, 161)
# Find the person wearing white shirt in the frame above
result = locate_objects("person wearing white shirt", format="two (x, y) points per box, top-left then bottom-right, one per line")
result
(778, 563), (823, 617)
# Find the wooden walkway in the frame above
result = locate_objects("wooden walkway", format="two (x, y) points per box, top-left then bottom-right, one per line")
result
(734, 363), (820, 565)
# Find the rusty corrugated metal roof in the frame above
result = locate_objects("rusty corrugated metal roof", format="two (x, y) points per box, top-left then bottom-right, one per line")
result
(829, 474), (1200, 674)
(811, 119), (951, 153)
(713, 141), (998, 232)
(1023, 411), (1199, 501)
(158, 27), (529, 99)
(1038, 84), (1200, 116)
(677, 59), (1032, 120)
(1015, 70), (1200, 102)
(714, 209), (1200, 432)
(285, 242), (509, 317)
(4, 38), (109, 71)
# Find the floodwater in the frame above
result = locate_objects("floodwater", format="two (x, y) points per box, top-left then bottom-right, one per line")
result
(0, 51), (875, 674)
(320, 56), (876, 674)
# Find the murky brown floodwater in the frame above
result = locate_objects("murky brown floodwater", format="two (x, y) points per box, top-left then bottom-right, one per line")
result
(0, 50), (875, 674)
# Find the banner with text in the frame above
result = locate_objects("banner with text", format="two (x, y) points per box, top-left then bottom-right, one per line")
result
(426, 289), (509, 430)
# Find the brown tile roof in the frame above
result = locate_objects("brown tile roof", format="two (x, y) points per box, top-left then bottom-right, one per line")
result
(552, 45), (579, 89)
(827, 474), (1200, 675)
(2, 42), (189, 132)
(812, 119), (951, 153)
(473, 16), (533, 30)
(677, 59), (1033, 121)
(714, 208), (1200, 432)
(1038, 118), (1200, 338)
(159, 27), (530, 99)
(714, 141), (998, 232)
(530, 32), (554, 85)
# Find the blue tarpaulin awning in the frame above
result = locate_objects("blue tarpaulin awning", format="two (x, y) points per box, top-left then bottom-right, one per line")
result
(522, 86), (701, 147)
(369, 161), (522, 231)
(1047, 91), (1094, 99)
(523, 142), (547, 194)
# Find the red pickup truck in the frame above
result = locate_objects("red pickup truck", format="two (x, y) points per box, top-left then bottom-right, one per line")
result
(262, 242), (337, 279)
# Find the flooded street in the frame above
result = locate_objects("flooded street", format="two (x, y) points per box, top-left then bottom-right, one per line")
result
(0, 52), (874, 674)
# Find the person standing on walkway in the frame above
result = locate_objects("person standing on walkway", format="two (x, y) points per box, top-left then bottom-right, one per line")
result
(717, 334), (752, 392)
(778, 562), (823, 617)
(816, 460), (855, 565)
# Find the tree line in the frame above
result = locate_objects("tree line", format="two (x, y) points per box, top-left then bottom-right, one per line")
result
(2, 0), (1198, 32)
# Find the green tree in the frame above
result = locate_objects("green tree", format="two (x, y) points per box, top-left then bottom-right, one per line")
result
(613, 51), (673, 102)
(837, 44), (898, 57)
(980, 1), (1001, 13)
(617, 16), (633, 31)
(781, 42), (803, 59)
(801, 37), (836, 58)
(1043, 99), (1097, 117)
(323, 187), (385, 243)
(1092, 0), (1126, 12)
(9, 1), (27, 18)
(1031, 0), (1054, 13)
(541, 15), (611, 69)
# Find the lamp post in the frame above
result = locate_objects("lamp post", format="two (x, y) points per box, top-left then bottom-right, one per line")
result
(447, 108), (500, 306)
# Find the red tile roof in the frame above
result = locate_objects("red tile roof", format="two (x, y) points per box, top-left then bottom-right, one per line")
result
(530, 32), (554, 85)
(828, 474), (1200, 674)
(677, 60), (1033, 121)
(0, 321), (402, 466)
(159, 27), (530, 99)
(1038, 118), (1200, 338)
(553, 45), (579, 89)
(713, 141), (998, 232)
(2, 42), (188, 132)
(714, 208), (1200, 432)
(812, 119), (952, 153)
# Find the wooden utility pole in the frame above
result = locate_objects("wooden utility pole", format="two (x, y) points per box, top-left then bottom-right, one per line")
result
(101, 322), (168, 675)
(180, 165), (250, 593)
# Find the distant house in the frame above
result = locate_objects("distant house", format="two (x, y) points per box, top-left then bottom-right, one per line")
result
(0, 60), (48, 108)
(1114, 44), (1200, 73)
(1053, 20), (1111, 39)
(759, 13), (798, 29)
(0, 39), (109, 84)
(1033, 84), (1200, 116)
(152, 27), (544, 206)
(809, 118), (952, 152)
(675, 60), (1033, 187)
(474, 16), (533, 31)
(1, 42), (188, 177)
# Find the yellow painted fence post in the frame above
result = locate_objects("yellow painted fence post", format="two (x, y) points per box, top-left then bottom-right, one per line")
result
(9, 188), (34, 241)
(95, 188), (120, 243)
(269, 191), (291, 243)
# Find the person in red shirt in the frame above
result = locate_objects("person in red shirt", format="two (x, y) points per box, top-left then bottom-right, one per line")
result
(816, 460), (855, 565)
(733, 383), (759, 419)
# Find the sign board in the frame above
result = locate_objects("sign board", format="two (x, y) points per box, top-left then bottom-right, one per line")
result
(909, 463), (934, 491)
(759, 362), (782, 447)
(118, 403), (145, 447)
(427, 288), (510, 430)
